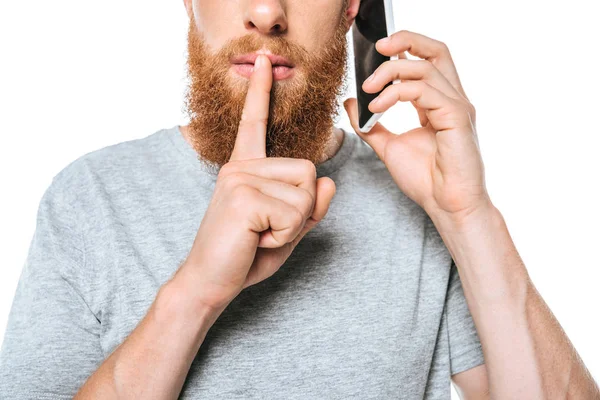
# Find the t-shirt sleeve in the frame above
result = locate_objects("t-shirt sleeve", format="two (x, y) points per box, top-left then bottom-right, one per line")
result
(0, 174), (104, 399)
(445, 259), (486, 375)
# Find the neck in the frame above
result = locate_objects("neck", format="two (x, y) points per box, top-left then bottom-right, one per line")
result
(317, 126), (345, 165)
(179, 124), (345, 166)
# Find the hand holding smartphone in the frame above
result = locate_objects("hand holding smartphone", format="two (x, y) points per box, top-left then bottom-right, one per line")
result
(351, 0), (397, 133)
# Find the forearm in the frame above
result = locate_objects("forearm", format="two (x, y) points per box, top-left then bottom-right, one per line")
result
(74, 266), (224, 400)
(430, 201), (599, 399)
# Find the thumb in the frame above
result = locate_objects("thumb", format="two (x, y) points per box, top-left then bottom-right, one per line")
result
(343, 97), (394, 162)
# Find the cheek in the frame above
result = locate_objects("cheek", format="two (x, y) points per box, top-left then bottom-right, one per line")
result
(293, 9), (346, 53)
(192, 1), (243, 51)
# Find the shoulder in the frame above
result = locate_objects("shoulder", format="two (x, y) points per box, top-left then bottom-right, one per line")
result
(55, 127), (171, 183)
(36, 126), (176, 241)
(47, 126), (175, 199)
(30, 127), (175, 274)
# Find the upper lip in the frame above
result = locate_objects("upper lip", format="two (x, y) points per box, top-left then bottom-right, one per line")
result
(230, 52), (294, 68)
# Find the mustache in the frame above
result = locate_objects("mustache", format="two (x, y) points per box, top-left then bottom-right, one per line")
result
(184, 13), (349, 168)
(215, 34), (310, 67)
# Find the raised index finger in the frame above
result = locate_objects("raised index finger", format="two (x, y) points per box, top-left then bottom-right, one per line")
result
(230, 54), (273, 161)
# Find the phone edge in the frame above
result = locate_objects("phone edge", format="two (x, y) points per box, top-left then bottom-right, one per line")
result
(358, 0), (396, 133)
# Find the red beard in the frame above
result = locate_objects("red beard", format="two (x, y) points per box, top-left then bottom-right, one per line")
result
(183, 15), (349, 171)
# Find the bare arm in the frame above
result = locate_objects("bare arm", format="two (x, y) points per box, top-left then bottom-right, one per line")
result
(433, 201), (600, 399)
(74, 54), (335, 400)
(340, 24), (598, 399)
(74, 267), (224, 399)
(452, 364), (489, 399)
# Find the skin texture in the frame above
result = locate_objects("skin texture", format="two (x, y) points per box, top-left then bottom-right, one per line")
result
(72, 0), (600, 399)
(345, 29), (600, 399)
(75, 54), (337, 400)
(74, 1), (348, 397)
(182, 2), (349, 169)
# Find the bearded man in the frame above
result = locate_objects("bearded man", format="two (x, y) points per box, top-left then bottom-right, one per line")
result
(0, 0), (598, 399)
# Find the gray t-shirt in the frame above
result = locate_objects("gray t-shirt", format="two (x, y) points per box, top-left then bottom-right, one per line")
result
(0, 125), (484, 399)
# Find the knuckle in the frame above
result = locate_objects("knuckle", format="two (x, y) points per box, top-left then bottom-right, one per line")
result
(300, 159), (317, 180)
(421, 59), (435, 73)
(436, 40), (450, 53)
(467, 102), (477, 117)
(277, 209), (305, 245)
(229, 184), (256, 206)
(239, 112), (268, 127)
(220, 171), (247, 191)
(388, 84), (402, 101)
(229, 182), (256, 209)
(290, 208), (305, 230)
(415, 59), (434, 76)
(446, 103), (471, 126)
(300, 189), (315, 219)
(218, 162), (238, 179)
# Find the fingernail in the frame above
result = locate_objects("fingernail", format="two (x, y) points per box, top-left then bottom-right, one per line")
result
(378, 36), (391, 44)
(255, 55), (265, 69)
(370, 97), (380, 107)
(365, 72), (376, 83)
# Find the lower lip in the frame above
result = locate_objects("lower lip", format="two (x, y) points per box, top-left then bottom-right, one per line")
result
(231, 63), (295, 80)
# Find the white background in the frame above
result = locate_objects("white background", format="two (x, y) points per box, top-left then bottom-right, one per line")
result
(0, 0), (598, 396)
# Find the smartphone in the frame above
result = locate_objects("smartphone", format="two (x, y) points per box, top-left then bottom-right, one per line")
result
(351, 0), (397, 133)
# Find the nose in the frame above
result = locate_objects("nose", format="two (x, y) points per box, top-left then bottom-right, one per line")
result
(243, 0), (288, 35)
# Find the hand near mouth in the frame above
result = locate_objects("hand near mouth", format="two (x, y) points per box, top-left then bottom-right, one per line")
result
(231, 52), (296, 80)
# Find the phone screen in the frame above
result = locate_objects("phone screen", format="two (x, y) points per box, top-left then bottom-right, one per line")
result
(352, 0), (392, 130)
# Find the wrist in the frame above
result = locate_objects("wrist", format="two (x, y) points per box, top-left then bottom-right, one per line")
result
(174, 260), (241, 314)
(429, 199), (531, 308)
(153, 272), (226, 344)
(427, 196), (498, 233)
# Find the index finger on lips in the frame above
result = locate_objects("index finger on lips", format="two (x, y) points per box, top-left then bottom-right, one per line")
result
(230, 55), (273, 161)
(375, 30), (469, 100)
